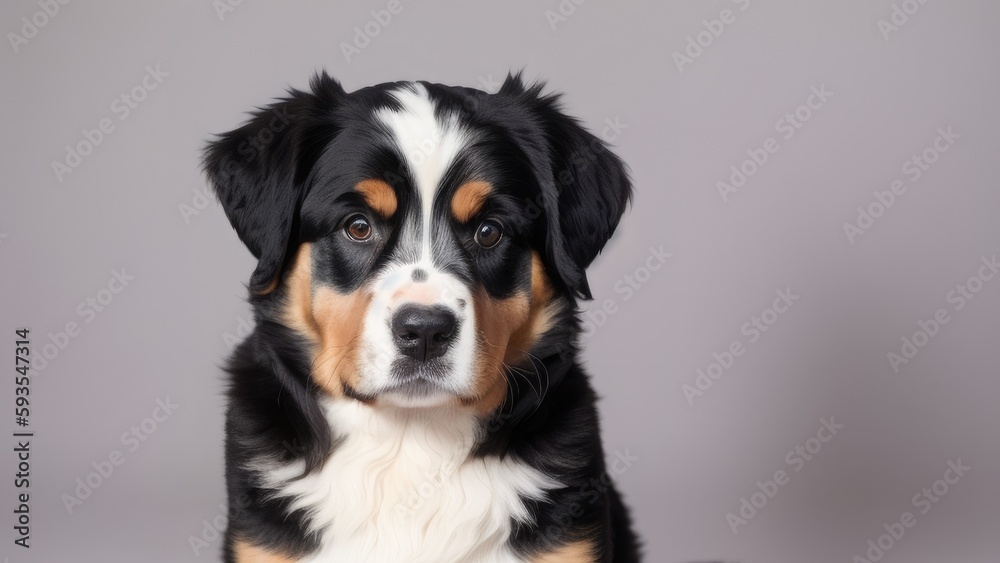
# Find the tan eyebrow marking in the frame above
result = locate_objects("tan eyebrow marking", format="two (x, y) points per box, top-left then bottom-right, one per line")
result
(450, 180), (492, 223)
(355, 179), (398, 218)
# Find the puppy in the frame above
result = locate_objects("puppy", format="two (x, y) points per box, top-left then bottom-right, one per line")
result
(203, 72), (639, 563)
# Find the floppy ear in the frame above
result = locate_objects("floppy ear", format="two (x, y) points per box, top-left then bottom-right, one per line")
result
(202, 72), (345, 295)
(500, 74), (632, 300)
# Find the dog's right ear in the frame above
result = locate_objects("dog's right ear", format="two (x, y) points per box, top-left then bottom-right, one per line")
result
(202, 72), (345, 295)
(497, 73), (632, 301)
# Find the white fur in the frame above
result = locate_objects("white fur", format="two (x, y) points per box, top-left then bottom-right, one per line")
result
(357, 262), (478, 406)
(351, 84), (479, 407)
(376, 83), (468, 259)
(259, 400), (558, 562)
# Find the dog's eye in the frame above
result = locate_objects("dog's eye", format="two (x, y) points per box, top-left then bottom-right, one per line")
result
(474, 219), (503, 248)
(344, 214), (373, 242)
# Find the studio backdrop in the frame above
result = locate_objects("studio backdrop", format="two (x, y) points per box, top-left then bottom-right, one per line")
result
(2, 1), (998, 562)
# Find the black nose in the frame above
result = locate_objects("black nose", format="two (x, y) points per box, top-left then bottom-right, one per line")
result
(391, 305), (458, 362)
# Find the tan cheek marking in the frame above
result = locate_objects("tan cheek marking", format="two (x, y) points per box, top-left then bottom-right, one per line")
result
(232, 538), (296, 563)
(465, 290), (530, 414)
(450, 180), (492, 223)
(283, 244), (321, 340)
(311, 287), (371, 395)
(355, 179), (397, 218)
(466, 252), (560, 414)
(506, 252), (558, 364)
(282, 243), (370, 398)
(530, 540), (598, 563)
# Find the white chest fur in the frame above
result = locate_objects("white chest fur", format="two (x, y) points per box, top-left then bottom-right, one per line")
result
(258, 402), (557, 563)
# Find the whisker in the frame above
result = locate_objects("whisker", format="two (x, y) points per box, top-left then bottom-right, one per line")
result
(471, 328), (553, 420)
(501, 348), (549, 418)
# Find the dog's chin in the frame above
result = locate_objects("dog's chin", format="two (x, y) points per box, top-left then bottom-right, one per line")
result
(363, 360), (462, 408)
(379, 379), (457, 408)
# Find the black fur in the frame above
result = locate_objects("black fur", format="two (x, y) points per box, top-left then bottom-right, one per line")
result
(204, 72), (639, 562)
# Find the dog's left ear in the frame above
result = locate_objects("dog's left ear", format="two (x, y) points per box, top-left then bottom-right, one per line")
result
(202, 72), (345, 295)
(499, 75), (633, 300)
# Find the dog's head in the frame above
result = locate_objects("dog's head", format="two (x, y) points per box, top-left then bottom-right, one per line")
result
(204, 73), (630, 412)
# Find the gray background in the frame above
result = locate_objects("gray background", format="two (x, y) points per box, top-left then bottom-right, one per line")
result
(2, 1), (998, 562)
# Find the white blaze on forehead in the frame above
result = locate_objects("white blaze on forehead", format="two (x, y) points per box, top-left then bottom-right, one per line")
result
(376, 84), (469, 259)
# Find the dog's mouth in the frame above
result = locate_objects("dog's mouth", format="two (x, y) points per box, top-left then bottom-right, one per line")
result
(343, 359), (460, 407)
(389, 357), (452, 384)
(386, 378), (441, 396)
(385, 360), (456, 401)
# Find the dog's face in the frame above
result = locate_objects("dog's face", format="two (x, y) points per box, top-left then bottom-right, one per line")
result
(285, 85), (553, 411)
(204, 74), (630, 412)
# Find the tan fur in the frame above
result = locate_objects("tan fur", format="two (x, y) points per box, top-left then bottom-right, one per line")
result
(466, 289), (531, 413)
(232, 538), (296, 563)
(506, 252), (559, 364)
(531, 540), (598, 563)
(464, 252), (559, 414)
(255, 275), (281, 297)
(450, 180), (492, 223)
(355, 179), (398, 218)
(283, 243), (371, 397)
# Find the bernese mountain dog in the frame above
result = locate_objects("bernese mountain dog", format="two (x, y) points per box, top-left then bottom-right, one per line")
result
(203, 72), (639, 563)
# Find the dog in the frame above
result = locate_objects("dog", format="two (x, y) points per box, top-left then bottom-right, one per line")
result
(203, 72), (639, 563)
